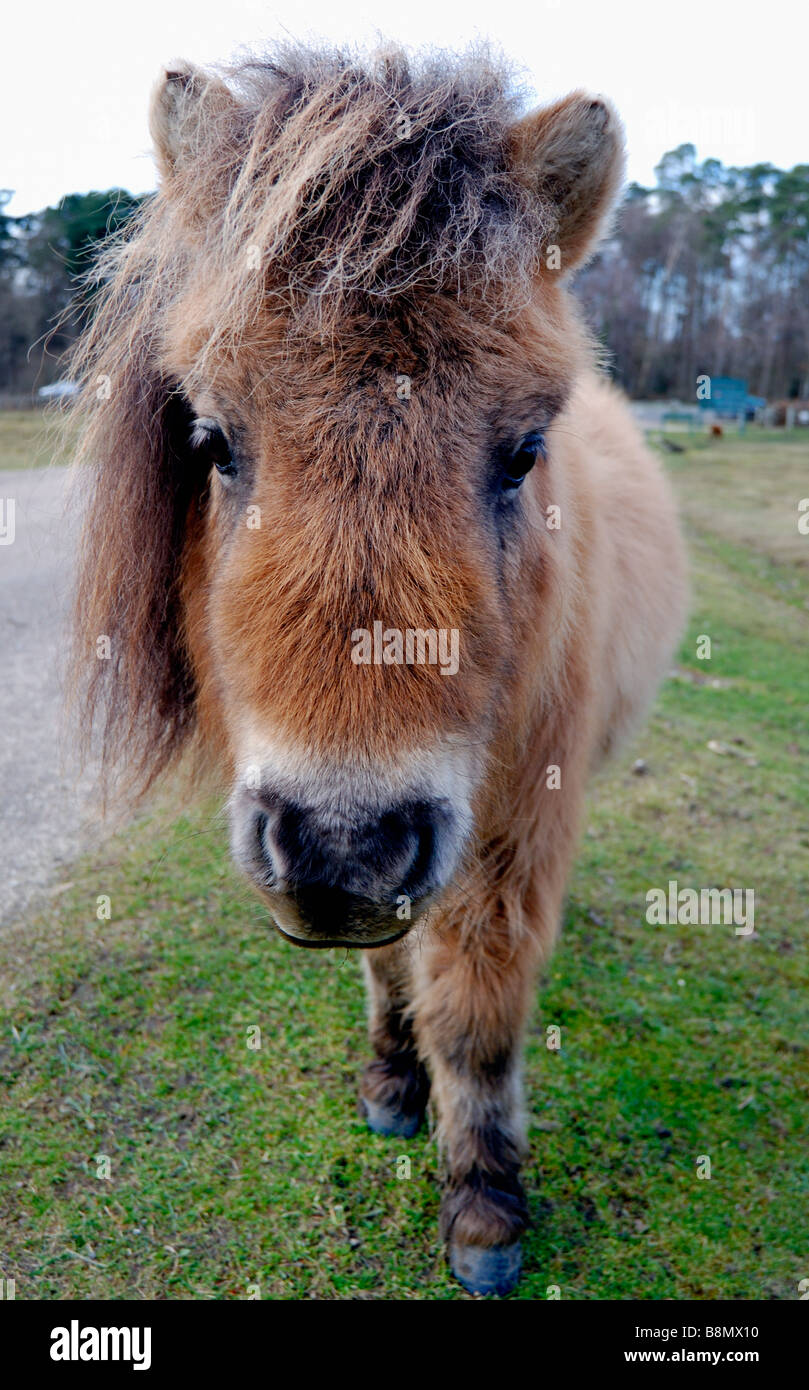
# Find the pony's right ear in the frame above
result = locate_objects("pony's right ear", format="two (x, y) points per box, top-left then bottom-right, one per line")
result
(149, 62), (235, 179)
(508, 92), (625, 274)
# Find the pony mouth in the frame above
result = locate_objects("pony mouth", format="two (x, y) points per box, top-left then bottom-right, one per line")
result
(273, 920), (411, 951)
(254, 872), (431, 950)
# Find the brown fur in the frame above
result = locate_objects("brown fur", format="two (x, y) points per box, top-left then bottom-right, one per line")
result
(68, 42), (687, 1284)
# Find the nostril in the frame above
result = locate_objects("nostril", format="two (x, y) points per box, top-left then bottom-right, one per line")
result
(369, 802), (437, 900)
(253, 808), (270, 866)
(401, 811), (438, 899)
(249, 804), (287, 889)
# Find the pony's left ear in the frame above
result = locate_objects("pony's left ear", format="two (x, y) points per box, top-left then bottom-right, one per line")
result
(508, 92), (625, 274)
(149, 62), (236, 180)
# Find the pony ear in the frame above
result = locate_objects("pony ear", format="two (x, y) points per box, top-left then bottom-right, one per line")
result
(149, 62), (235, 179)
(508, 92), (625, 274)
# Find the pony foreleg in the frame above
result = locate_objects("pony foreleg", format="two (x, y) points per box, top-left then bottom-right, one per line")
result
(359, 940), (430, 1137)
(413, 918), (544, 1296)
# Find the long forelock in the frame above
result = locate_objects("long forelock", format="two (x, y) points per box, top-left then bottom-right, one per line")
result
(134, 43), (554, 369)
(226, 43), (549, 303)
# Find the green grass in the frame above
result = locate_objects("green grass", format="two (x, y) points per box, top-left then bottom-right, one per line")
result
(0, 408), (76, 470)
(1, 430), (808, 1300)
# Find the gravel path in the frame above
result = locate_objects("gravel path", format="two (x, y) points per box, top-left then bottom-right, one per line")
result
(0, 466), (100, 927)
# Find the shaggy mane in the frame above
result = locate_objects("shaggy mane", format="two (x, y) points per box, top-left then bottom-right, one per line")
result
(217, 42), (550, 322)
(77, 43), (553, 369)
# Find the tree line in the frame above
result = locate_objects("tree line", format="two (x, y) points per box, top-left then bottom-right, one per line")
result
(577, 145), (809, 402)
(1, 144), (807, 401)
(0, 189), (143, 397)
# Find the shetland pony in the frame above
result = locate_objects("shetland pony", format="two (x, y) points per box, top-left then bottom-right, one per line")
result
(70, 45), (687, 1295)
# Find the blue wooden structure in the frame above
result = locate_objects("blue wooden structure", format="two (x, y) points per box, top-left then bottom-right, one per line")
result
(699, 377), (766, 428)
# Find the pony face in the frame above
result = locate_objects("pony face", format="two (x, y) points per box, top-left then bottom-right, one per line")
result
(169, 295), (581, 945)
(71, 47), (624, 947)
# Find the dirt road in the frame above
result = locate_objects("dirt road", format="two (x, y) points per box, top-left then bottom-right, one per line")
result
(0, 466), (98, 926)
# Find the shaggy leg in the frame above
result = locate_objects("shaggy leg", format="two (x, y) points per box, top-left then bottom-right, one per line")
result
(360, 941), (430, 1138)
(413, 920), (543, 1296)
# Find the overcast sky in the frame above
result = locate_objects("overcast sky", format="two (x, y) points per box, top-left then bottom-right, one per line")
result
(3, 0), (806, 216)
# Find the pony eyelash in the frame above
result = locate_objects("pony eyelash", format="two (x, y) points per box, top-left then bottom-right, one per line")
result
(189, 416), (238, 478)
(190, 416), (223, 449)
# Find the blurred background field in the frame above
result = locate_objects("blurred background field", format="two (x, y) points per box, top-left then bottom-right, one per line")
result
(0, 408), (75, 469)
(1, 425), (806, 1300)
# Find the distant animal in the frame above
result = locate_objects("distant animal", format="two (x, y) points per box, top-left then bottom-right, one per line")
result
(710, 423), (724, 437)
(70, 44), (687, 1295)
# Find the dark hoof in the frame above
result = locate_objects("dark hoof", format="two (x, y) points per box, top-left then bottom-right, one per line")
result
(449, 1240), (522, 1297)
(360, 1095), (424, 1138)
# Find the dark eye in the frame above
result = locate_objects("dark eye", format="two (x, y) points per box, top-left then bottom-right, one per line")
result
(191, 417), (237, 477)
(501, 432), (545, 491)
